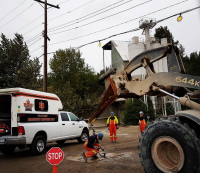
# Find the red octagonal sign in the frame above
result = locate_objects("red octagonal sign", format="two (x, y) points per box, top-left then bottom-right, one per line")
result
(46, 147), (64, 165)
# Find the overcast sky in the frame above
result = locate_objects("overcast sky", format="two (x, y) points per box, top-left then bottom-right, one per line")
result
(0, 0), (200, 74)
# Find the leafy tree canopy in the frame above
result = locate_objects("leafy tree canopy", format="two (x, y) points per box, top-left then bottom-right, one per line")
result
(182, 51), (200, 76)
(0, 33), (42, 89)
(154, 26), (185, 57)
(155, 27), (200, 76)
(49, 48), (104, 115)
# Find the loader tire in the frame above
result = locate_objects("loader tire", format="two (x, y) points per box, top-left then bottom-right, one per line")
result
(139, 117), (200, 173)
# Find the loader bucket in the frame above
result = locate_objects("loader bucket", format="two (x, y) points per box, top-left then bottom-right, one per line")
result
(89, 77), (118, 123)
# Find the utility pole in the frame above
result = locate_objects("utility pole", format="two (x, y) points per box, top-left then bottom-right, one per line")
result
(34, 0), (59, 92)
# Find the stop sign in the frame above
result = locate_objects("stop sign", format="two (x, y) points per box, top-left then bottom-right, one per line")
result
(46, 147), (64, 165)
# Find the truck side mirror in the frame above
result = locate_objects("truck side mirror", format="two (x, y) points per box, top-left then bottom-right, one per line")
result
(79, 117), (83, 121)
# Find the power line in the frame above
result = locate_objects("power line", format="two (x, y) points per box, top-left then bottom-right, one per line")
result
(9, 8), (54, 37)
(9, 14), (43, 37)
(48, 0), (153, 35)
(8, 0), (94, 39)
(24, 24), (42, 36)
(78, 28), (141, 49)
(48, 0), (96, 22)
(41, 4), (199, 57)
(9, 0), (68, 38)
(156, 6), (200, 23)
(33, 1), (198, 58)
(75, 5), (200, 49)
(48, 0), (184, 37)
(30, 46), (42, 53)
(49, 24), (133, 45)
(46, 28), (139, 55)
(27, 35), (41, 44)
(48, 2), (197, 47)
(28, 37), (42, 47)
(59, 0), (71, 5)
(15, 0), (126, 37)
(12, 0), (122, 37)
(0, 0), (27, 22)
(38, 54), (44, 58)
(49, 0), (133, 31)
(37, 51), (55, 58)
(26, 33), (41, 43)
(48, 27), (139, 48)
(0, 3), (35, 29)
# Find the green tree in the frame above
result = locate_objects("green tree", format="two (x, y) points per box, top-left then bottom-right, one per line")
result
(0, 33), (42, 89)
(154, 26), (185, 57)
(154, 26), (175, 44)
(178, 44), (186, 58)
(49, 48), (103, 115)
(15, 58), (42, 90)
(123, 97), (155, 125)
(182, 52), (200, 76)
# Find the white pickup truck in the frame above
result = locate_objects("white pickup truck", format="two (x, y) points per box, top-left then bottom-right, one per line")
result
(0, 88), (89, 155)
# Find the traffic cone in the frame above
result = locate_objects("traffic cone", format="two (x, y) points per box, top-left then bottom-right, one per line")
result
(52, 165), (58, 173)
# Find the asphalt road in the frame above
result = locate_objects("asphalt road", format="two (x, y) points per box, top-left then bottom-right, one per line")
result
(0, 126), (144, 173)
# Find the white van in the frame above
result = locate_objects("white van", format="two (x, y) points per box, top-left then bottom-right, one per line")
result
(0, 88), (89, 155)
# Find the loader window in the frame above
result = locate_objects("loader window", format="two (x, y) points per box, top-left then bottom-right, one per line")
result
(0, 95), (11, 119)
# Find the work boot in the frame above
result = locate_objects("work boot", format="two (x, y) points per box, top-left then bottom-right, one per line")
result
(82, 152), (87, 162)
(91, 155), (98, 159)
(111, 141), (113, 143)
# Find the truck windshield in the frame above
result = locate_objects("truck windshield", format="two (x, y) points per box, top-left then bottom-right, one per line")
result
(68, 113), (78, 121)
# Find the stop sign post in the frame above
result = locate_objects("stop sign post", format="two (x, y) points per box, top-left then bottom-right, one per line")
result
(47, 147), (64, 173)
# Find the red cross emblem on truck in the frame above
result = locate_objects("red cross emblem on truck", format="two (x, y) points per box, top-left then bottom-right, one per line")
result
(39, 101), (45, 110)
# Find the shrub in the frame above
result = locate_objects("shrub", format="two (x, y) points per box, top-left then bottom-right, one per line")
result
(123, 97), (155, 125)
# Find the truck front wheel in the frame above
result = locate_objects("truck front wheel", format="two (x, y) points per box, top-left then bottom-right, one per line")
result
(139, 117), (200, 173)
(31, 136), (46, 155)
(78, 130), (89, 143)
(0, 145), (16, 154)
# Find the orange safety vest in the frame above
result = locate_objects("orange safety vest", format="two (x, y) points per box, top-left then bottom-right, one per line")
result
(107, 116), (118, 125)
(139, 119), (146, 126)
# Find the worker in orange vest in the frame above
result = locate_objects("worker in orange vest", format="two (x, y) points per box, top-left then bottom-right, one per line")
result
(139, 111), (146, 134)
(107, 112), (118, 143)
(82, 133), (103, 162)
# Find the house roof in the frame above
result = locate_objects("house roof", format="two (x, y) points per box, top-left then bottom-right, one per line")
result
(102, 41), (111, 50)
(102, 40), (129, 61)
